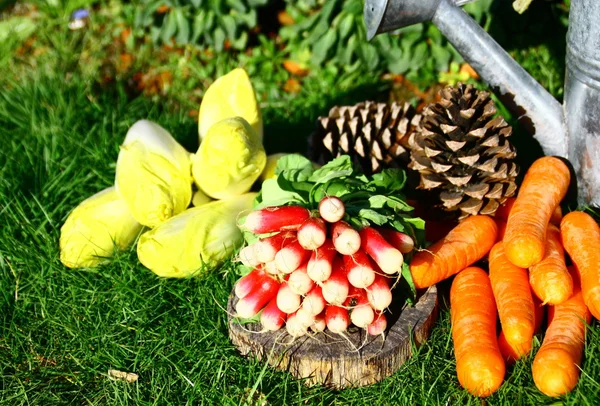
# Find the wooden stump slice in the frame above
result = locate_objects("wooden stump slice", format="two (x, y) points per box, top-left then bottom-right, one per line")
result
(228, 285), (438, 389)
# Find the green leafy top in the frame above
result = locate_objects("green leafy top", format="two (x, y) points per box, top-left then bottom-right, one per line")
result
(253, 154), (426, 299)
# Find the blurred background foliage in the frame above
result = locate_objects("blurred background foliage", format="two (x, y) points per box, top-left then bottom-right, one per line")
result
(0, 0), (570, 123)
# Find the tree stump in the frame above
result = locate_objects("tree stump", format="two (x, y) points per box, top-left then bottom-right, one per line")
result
(227, 285), (438, 389)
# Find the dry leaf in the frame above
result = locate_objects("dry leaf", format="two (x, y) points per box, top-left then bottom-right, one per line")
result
(108, 369), (139, 383)
(157, 5), (170, 14)
(513, 0), (534, 14)
(459, 63), (479, 80)
(119, 54), (133, 72)
(283, 60), (309, 77)
(283, 78), (301, 93)
(121, 28), (131, 43)
(277, 11), (295, 26)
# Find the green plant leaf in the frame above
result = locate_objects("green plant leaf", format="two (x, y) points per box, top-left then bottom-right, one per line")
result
(174, 9), (190, 44)
(401, 262), (417, 301)
(308, 155), (354, 184)
(370, 169), (407, 192)
(255, 178), (304, 209)
(357, 208), (389, 225)
(160, 10), (178, 43)
(213, 26), (226, 51)
(311, 29), (337, 66)
(275, 154), (315, 181)
(222, 14), (237, 39)
(338, 13), (354, 40)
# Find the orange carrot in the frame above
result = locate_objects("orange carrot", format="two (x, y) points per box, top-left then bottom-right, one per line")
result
(410, 215), (497, 289)
(503, 157), (570, 268)
(532, 271), (591, 397)
(496, 197), (562, 226)
(451, 267), (505, 397)
(561, 211), (600, 319)
(498, 294), (544, 363)
(529, 224), (573, 305)
(489, 242), (536, 358)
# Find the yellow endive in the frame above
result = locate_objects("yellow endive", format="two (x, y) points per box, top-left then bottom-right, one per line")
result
(191, 189), (213, 207)
(198, 68), (263, 141)
(60, 187), (143, 268)
(137, 193), (256, 278)
(192, 117), (266, 199)
(259, 153), (288, 182)
(115, 120), (192, 228)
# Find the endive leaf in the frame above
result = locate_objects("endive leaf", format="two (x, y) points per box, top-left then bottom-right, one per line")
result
(192, 117), (266, 199)
(137, 193), (256, 278)
(60, 187), (143, 268)
(115, 120), (192, 228)
(198, 68), (263, 141)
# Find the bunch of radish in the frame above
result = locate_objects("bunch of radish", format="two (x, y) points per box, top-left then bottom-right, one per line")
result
(234, 196), (415, 338)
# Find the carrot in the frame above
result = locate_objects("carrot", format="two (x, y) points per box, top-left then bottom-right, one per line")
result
(496, 197), (563, 226)
(561, 211), (600, 320)
(489, 242), (536, 358)
(410, 215), (498, 289)
(498, 295), (545, 363)
(503, 157), (570, 268)
(451, 267), (505, 397)
(532, 271), (591, 397)
(529, 224), (573, 305)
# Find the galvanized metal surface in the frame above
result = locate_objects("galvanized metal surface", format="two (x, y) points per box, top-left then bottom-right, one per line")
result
(364, 0), (441, 40)
(565, 0), (600, 206)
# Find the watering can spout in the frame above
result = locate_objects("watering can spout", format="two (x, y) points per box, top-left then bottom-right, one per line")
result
(365, 0), (600, 207)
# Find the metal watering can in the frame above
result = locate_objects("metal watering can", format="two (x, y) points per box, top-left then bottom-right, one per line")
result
(365, 0), (600, 207)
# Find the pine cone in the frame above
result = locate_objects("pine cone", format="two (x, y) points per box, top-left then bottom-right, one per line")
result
(308, 101), (421, 174)
(408, 84), (518, 220)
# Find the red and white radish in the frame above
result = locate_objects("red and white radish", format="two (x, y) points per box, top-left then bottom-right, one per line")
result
(254, 231), (295, 263)
(286, 311), (308, 337)
(349, 292), (375, 328)
(319, 196), (345, 223)
(344, 250), (376, 288)
(332, 221), (361, 255)
(260, 297), (287, 331)
(367, 312), (388, 336)
(307, 240), (337, 282)
(264, 260), (280, 276)
(243, 205), (311, 234)
(377, 228), (415, 254)
(239, 244), (261, 267)
(297, 217), (327, 250)
(275, 239), (310, 274)
(234, 267), (266, 299)
(360, 227), (404, 274)
(310, 312), (327, 332)
(235, 275), (280, 318)
(325, 305), (350, 334)
(288, 264), (314, 296)
(276, 282), (302, 314)
(321, 257), (349, 305)
(303, 285), (326, 315)
(366, 273), (393, 311)
(295, 306), (315, 327)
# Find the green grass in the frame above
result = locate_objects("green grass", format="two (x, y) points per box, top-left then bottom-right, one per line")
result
(1, 72), (600, 406)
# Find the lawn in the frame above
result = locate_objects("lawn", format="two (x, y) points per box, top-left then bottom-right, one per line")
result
(1, 1), (599, 405)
